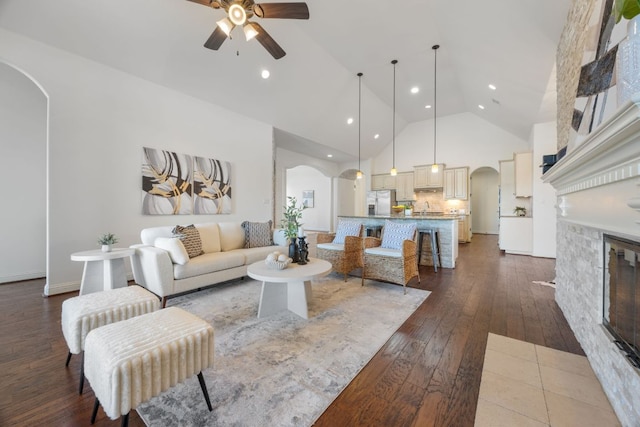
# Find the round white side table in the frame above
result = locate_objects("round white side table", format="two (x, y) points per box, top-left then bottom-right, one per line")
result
(247, 258), (331, 319)
(70, 248), (135, 295)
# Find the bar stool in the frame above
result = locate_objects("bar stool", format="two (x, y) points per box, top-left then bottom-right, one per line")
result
(365, 225), (382, 238)
(417, 228), (441, 272)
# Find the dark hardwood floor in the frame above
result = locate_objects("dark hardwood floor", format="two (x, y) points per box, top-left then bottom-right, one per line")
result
(0, 235), (583, 426)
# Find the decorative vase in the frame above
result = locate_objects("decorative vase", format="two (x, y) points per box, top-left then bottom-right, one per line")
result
(101, 244), (112, 252)
(288, 238), (299, 262)
(405, 209), (412, 216)
(297, 236), (308, 265)
(617, 15), (640, 106)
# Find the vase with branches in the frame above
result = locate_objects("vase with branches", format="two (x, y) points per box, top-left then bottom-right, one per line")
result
(281, 197), (306, 261)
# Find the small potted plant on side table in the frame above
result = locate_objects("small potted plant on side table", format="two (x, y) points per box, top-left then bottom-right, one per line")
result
(514, 206), (527, 217)
(98, 232), (119, 252)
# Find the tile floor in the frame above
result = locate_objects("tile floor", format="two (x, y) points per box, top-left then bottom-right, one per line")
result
(474, 333), (621, 427)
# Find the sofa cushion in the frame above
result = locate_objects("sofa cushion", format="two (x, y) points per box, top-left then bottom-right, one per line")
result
(154, 237), (190, 265)
(233, 245), (288, 265)
(172, 224), (204, 258)
(364, 246), (402, 258)
(381, 220), (416, 250)
(218, 222), (246, 252)
(332, 220), (362, 244)
(316, 242), (345, 251)
(173, 251), (246, 280)
(195, 223), (221, 254)
(140, 225), (174, 245)
(241, 220), (274, 248)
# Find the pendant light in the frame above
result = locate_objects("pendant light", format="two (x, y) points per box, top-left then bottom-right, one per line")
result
(431, 44), (440, 174)
(390, 59), (398, 176)
(356, 72), (363, 180)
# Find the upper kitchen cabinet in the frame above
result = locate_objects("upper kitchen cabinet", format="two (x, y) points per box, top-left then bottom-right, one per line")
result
(395, 172), (415, 201)
(371, 173), (396, 190)
(514, 152), (533, 197)
(444, 167), (469, 200)
(414, 164), (444, 189)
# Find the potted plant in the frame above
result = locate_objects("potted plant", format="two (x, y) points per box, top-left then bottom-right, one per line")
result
(615, 0), (640, 22)
(514, 206), (527, 217)
(281, 197), (306, 261)
(98, 232), (119, 252)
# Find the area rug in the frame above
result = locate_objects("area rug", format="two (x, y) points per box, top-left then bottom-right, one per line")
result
(136, 274), (430, 426)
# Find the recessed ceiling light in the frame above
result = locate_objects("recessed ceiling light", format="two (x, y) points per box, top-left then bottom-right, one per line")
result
(327, 154), (333, 158)
(261, 69), (270, 79)
(478, 104), (485, 110)
(347, 117), (354, 125)
(374, 134), (380, 139)
(425, 105), (432, 109)
(411, 87), (420, 94)
(488, 84), (496, 90)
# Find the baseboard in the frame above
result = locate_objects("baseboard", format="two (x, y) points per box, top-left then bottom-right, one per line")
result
(0, 271), (46, 284)
(43, 272), (135, 296)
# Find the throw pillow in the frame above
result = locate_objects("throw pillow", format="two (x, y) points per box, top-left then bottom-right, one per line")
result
(241, 220), (274, 248)
(172, 224), (204, 258)
(380, 220), (417, 250)
(332, 220), (362, 244)
(154, 237), (189, 265)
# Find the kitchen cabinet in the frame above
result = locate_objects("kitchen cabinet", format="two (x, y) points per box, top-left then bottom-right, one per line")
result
(371, 174), (396, 190)
(395, 172), (415, 201)
(444, 167), (469, 200)
(414, 164), (444, 189)
(514, 152), (533, 197)
(458, 215), (471, 242)
(499, 217), (532, 254)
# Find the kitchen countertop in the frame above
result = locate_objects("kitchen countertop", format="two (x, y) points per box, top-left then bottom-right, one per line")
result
(341, 214), (461, 220)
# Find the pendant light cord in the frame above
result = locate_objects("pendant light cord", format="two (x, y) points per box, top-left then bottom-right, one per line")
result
(392, 60), (397, 170)
(433, 45), (439, 166)
(358, 72), (363, 174)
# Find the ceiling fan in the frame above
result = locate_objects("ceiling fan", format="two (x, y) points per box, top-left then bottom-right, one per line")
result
(187, 0), (310, 60)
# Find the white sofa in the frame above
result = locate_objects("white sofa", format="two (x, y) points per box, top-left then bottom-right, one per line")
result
(130, 222), (288, 306)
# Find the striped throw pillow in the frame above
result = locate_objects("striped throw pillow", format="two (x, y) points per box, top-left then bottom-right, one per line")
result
(172, 224), (204, 258)
(380, 220), (416, 250)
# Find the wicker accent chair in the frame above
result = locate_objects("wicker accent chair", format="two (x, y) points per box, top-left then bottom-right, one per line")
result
(316, 222), (364, 281)
(361, 222), (420, 294)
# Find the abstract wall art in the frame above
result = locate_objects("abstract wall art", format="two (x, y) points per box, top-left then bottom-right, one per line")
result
(142, 147), (232, 215)
(193, 156), (232, 214)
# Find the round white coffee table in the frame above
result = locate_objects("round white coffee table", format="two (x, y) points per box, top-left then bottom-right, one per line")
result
(70, 248), (135, 295)
(247, 257), (332, 319)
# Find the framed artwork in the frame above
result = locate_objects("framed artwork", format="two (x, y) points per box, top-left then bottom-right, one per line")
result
(141, 147), (232, 215)
(302, 190), (314, 208)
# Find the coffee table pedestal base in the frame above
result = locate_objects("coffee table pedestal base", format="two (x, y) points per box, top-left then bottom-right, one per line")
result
(257, 280), (312, 319)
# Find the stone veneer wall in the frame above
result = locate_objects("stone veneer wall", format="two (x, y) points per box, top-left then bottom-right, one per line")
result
(556, 220), (640, 426)
(556, 0), (598, 150)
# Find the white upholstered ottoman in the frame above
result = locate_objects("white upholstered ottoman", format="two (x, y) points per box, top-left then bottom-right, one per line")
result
(61, 285), (160, 394)
(84, 306), (215, 426)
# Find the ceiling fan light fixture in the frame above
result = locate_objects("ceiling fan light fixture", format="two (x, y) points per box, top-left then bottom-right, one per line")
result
(228, 3), (247, 26)
(243, 22), (259, 41)
(216, 17), (235, 36)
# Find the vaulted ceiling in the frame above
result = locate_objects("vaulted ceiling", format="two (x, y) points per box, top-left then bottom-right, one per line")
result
(0, 0), (572, 163)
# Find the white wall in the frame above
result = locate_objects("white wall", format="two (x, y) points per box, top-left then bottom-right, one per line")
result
(285, 165), (331, 232)
(532, 121), (557, 258)
(372, 112), (530, 174)
(0, 62), (46, 283)
(0, 29), (274, 295)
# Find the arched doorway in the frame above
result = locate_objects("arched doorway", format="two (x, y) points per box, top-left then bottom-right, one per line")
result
(470, 167), (499, 234)
(285, 165), (332, 232)
(0, 61), (48, 284)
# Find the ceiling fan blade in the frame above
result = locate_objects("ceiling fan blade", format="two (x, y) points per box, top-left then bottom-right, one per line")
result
(204, 26), (228, 50)
(253, 3), (309, 19)
(186, 0), (216, 6)
(252, 22), (286, 59)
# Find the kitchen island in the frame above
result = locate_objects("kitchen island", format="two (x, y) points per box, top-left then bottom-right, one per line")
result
(338, 214), (459, 268)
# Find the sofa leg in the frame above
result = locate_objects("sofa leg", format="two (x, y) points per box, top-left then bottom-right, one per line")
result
(198, 372), (213, 411)
(91, 398), (100, 424)
(121, 412), (129, 427)
(79, 351), (85, 394)
(161, 297), (168, 308)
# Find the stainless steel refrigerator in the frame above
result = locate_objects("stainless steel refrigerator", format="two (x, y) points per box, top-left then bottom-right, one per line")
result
(366, 190), (397, 216)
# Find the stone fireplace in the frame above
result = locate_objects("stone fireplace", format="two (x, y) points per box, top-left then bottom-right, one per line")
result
(544, 98), (640, 426)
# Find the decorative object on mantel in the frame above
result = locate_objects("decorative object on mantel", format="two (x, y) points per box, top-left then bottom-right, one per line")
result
(281, 196), (306, 262)
(514, 206), (527, 217)
(616, 0), (640, 106)
(97, 232), (118, 252)
(390, 59), (398, 177)
(431, 45), (440, 174)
